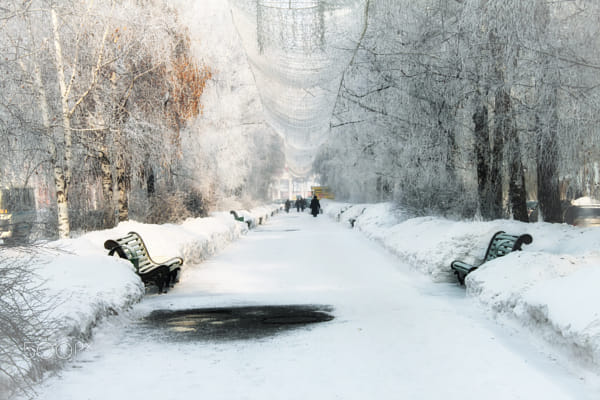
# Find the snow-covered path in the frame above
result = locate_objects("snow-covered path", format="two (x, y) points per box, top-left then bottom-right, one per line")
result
(36, 213), (599, 399)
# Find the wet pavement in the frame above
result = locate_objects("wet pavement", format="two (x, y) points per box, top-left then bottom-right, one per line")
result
(138, 304), (334, 342)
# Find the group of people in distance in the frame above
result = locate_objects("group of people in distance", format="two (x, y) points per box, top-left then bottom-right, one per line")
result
(284, 195), (321, 217)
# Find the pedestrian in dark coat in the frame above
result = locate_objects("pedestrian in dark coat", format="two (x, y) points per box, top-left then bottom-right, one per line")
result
(285, 199), (291, 213)
(295, 198), (302, 212)
(310, 195), (321, 217)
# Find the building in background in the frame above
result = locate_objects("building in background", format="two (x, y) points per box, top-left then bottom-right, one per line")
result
(271, 167), (319, 201)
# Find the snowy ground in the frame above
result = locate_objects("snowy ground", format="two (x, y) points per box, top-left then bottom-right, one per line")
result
(1, 206), (278, 399)
(324, 201), (600, 373)
(16, 203), (600, 399)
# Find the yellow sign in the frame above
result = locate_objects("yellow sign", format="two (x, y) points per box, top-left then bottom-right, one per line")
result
(311, 186), (335, 200)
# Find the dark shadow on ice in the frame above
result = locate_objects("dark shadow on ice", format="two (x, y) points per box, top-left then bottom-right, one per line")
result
(139, 304), (334, 342)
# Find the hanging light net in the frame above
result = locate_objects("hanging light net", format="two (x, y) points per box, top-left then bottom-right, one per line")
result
(229, 0), (367, 177)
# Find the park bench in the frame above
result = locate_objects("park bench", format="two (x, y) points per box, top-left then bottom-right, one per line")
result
(348, 208), (366, 228)
(230, 210), (251, 228)
(104, 231), (183, 293)
(450, 231), (533, 285)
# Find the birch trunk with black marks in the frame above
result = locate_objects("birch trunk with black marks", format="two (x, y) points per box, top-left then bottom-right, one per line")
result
(51, 8), (72, 238)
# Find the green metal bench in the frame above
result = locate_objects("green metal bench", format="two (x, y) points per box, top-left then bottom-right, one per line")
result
(230, 210), (251, 228)
(450, 231), (533, 285)
(104, 231), (183, 293)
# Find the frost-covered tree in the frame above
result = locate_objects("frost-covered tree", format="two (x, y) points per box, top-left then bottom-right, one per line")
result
(0, 0), (223, 238)
(530, 0), (600, 220)
(321, 0), (475, 213)
(170, 0), (285, 210)
(317, 0), (600, 221)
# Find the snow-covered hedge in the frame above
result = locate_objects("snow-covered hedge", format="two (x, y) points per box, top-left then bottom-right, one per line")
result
(324, 200), (600, 369)
(38, 204), (281, 342)
(234, 204), (281, 228)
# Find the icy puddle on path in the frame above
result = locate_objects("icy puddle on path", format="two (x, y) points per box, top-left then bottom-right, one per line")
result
(137, 304), (334, 341)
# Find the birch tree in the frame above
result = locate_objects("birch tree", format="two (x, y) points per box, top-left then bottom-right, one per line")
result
(7, 0), (119, 238)
(1, 0), (216, 238)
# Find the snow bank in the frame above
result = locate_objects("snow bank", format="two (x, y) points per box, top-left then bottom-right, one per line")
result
(9, 204), (280, 387)
(324, 200), (600, 369)
(233, 205), (281, 228)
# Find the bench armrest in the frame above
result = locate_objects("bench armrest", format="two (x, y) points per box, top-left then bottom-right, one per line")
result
(104, 240), (133, 260)
(450, 260), (476, 272)
(450, 260), (478, 285)
(159, 257), (184, 270)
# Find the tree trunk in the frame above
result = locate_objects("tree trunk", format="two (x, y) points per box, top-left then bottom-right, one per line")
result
(51, 8), (72, 238)
(439, 114), (457, 182)
(532, 4), (562, 222)
(490, 88), (508, 219)
(507, 124), (529, 222)
(100, 144), (116, 228)
(494, 87), (528, 221)
(116, 152), (129, 222)
(473, 102), (493, 219)
(535, 58), (563, 223)
(536, 113), (562, 222)
(29, 58), (71, 238)
(494, 88), (528, 221)
(147, 166), (156, 198)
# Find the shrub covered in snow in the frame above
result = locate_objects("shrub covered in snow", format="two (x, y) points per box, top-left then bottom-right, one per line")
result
(0, 249), (59, 398)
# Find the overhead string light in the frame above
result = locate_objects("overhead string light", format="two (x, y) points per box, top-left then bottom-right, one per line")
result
(229, 0), (368, 177)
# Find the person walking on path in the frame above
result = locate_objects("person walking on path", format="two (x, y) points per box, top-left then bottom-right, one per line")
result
(295, 197), (303, 212)
(285, 199), (291, 213)
(310, 195), (321, 217)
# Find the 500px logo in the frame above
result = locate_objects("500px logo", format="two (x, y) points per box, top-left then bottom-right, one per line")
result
(23, 341), (88, 360)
